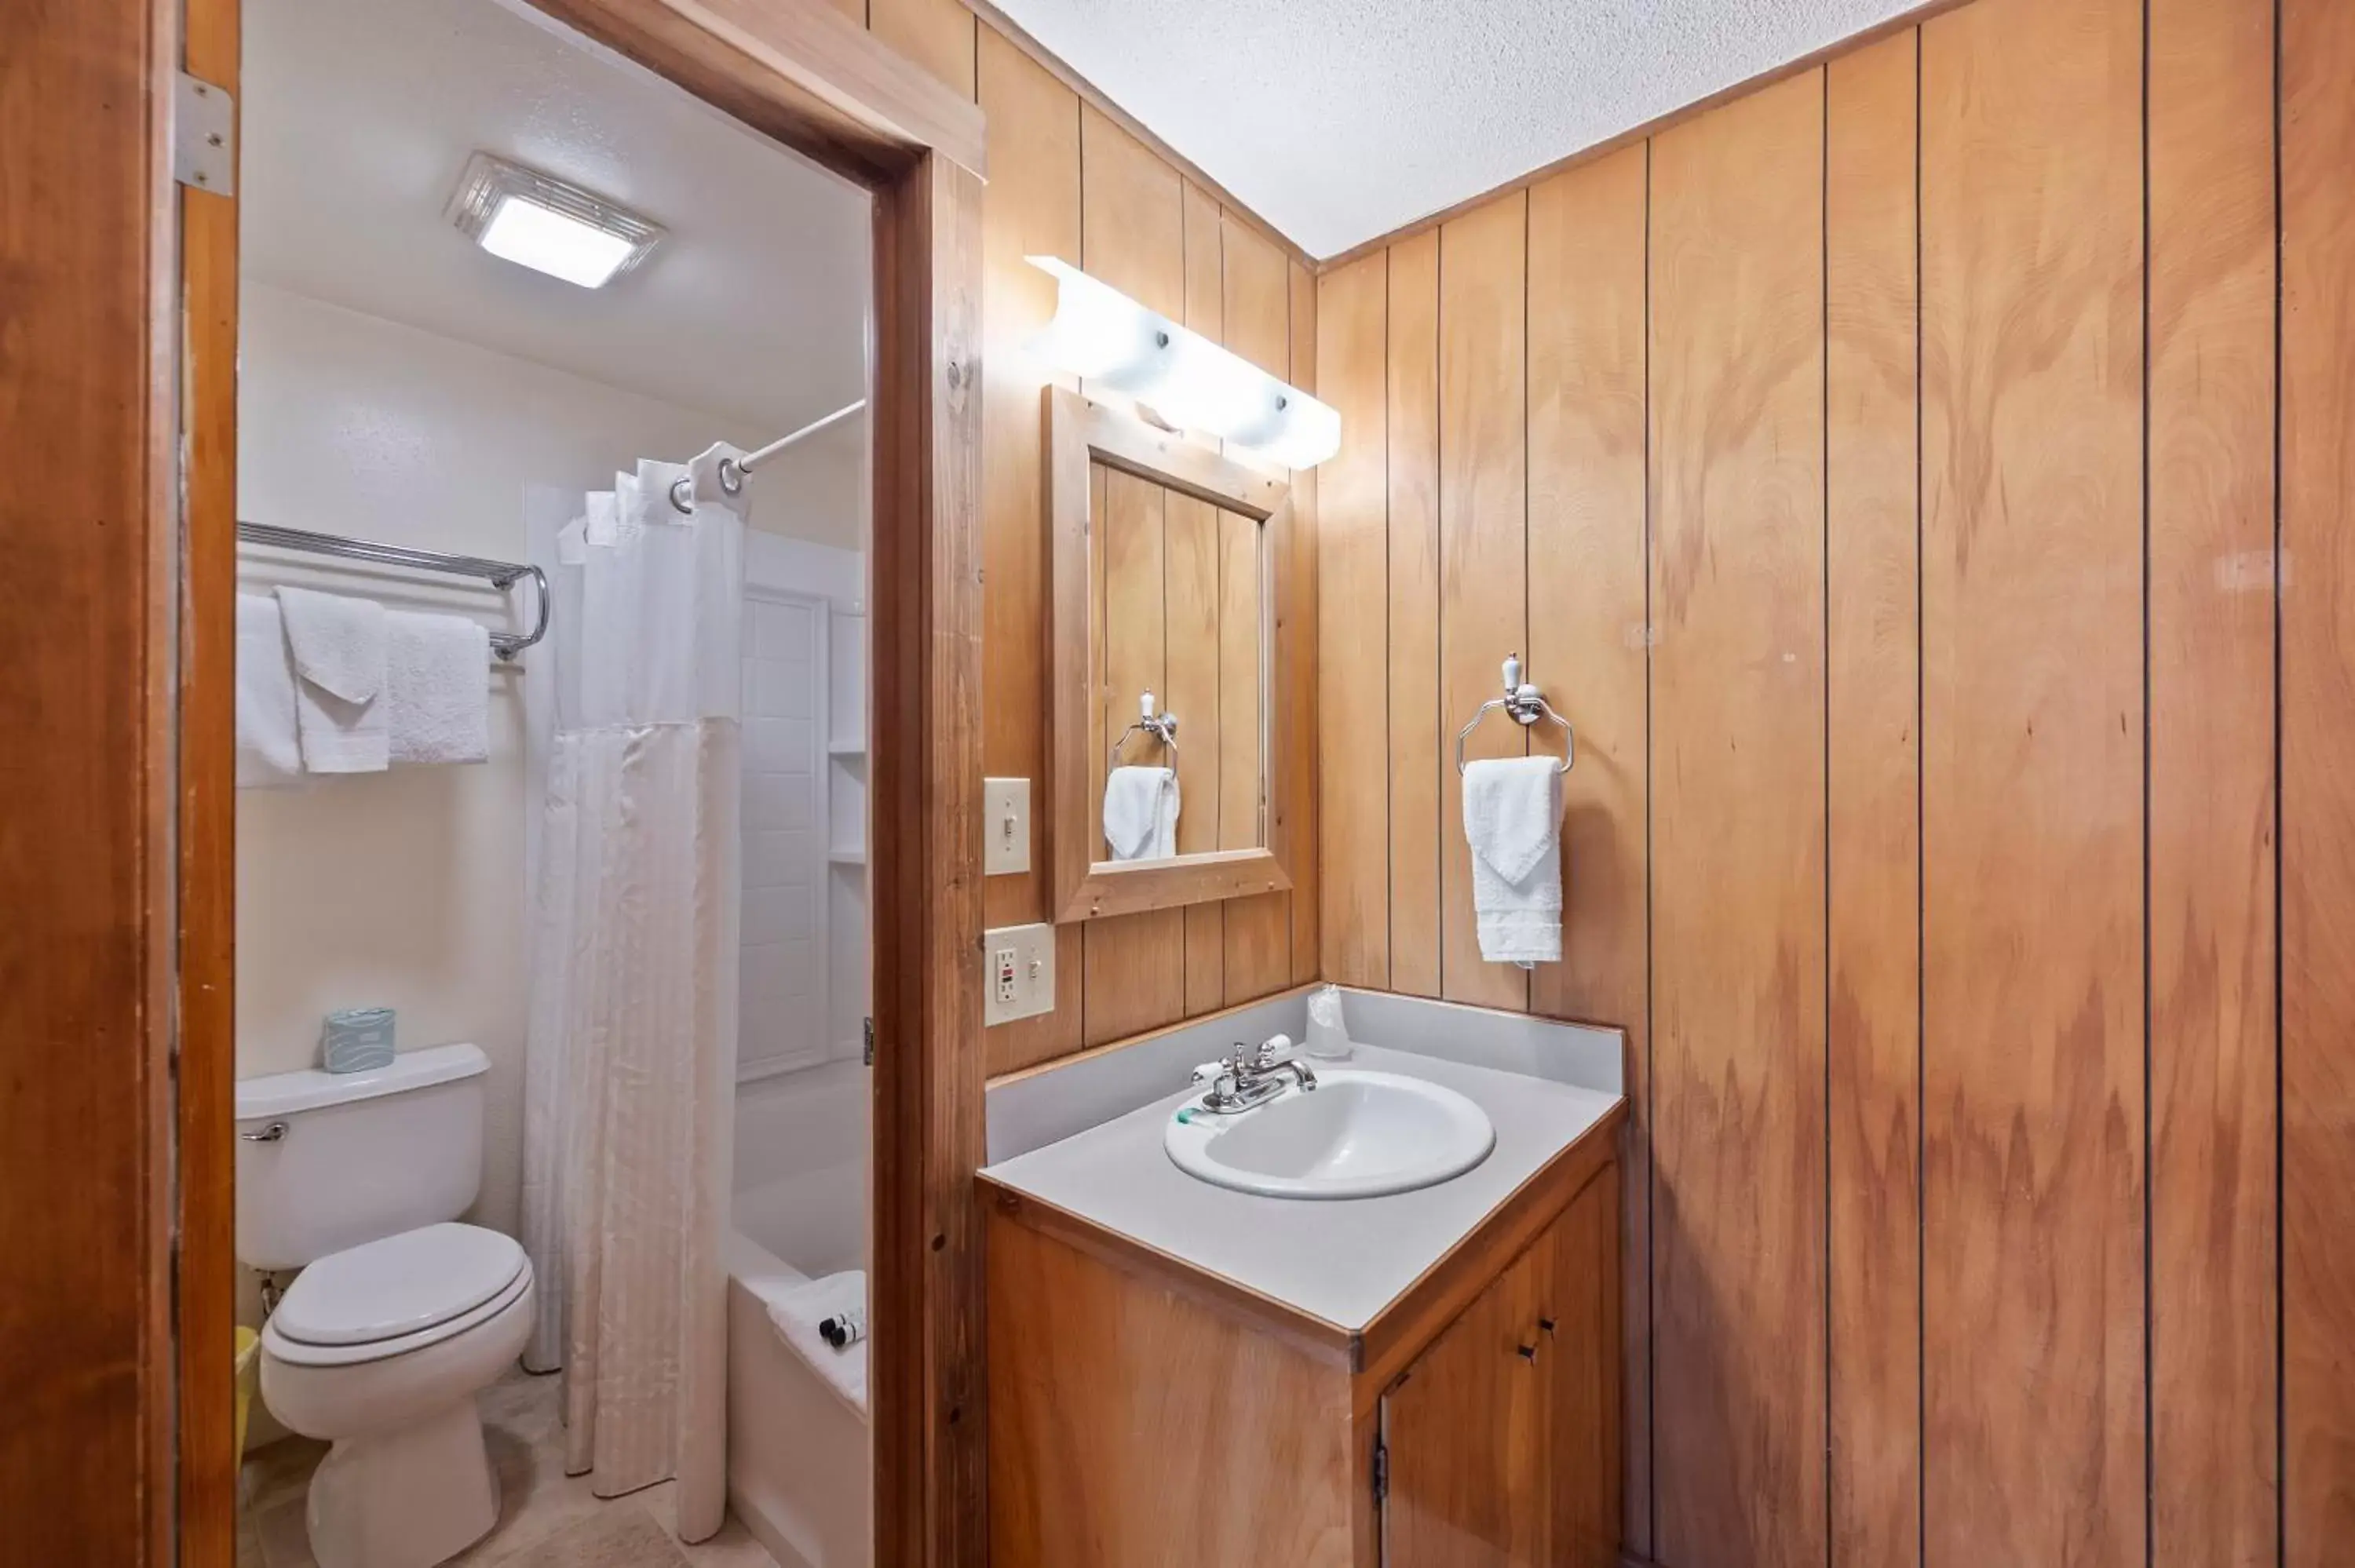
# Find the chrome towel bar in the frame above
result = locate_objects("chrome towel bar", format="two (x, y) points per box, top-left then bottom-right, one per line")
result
(238, 520), (550, 660)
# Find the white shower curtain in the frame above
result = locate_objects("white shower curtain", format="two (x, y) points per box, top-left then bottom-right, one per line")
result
(519, 447), (744, 1543)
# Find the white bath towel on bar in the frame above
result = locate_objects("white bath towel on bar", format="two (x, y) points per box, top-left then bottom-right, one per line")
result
(1104, 765), (1179, 860)
(764, 1270), (867, 1417)
(236, 593), (302, 789)
(1462, 755), (1564, 967)
(386, 610), (491, 766)
(275, 585), (388, 773)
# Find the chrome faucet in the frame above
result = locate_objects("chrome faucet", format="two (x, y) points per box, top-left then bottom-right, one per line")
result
(1188, 1033), (1319, 1114)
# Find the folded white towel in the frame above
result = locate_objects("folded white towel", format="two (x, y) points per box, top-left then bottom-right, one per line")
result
(1104, 765), (1180, 860)
(386, 611), (489, 766)
(236, 594), (302, 789)
(765, 1269), (867, 1417)
(276, 585), (388, 773)
(1462, 756), (1565, 967)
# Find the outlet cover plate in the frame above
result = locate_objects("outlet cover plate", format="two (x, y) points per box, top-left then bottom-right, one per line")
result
(984, 777), (1031, 876)
(983, 921), (1056, 1026)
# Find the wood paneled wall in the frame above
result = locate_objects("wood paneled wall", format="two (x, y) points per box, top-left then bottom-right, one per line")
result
(1316, 0), (2344, 1559)
(845, 0), (1320, 1077)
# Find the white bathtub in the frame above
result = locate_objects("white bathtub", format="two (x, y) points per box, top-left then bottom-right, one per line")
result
(728, 1063), (869, 1568)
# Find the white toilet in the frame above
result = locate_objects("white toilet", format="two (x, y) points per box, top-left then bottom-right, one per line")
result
(237, 1042), (535, 1568)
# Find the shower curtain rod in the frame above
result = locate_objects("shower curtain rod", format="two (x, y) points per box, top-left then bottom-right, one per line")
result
(670, 397), (870, 514)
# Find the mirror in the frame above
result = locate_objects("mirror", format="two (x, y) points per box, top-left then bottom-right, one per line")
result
(1091, 464), (1264, 859)
(1047, 390), (1295, 922)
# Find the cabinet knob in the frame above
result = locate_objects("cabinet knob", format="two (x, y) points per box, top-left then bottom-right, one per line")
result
(1539, 1317), (1556, 1335)
(1517, 1343), (1539, 1363)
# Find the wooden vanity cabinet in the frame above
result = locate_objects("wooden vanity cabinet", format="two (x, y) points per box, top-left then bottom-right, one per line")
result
(983, 1106), (1624, 1568)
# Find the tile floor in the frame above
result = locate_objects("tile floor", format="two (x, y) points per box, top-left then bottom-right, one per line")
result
(237, 1369), (778, 1568)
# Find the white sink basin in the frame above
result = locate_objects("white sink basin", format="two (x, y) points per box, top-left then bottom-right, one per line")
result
(1163, 1069), (1496, 1200)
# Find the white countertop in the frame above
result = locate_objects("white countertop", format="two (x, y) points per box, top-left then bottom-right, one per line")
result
(980, 1041), (1622, 1333)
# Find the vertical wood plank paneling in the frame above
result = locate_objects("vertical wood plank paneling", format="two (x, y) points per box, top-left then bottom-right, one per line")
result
(868, 0), (974, 97)
(1085, 470), (1187, 1045)
(1179, 181), (1228, 1012)
(977, 27), (1083, 1075)
(2284, 0), (2355, 1559)
(1920, 0), (2146, 1561)
(1223, 218), (1298, 1001)
(1824, 31), (1922, 1568)
(1287, 258), (1324, 989)
(1388, 232), (1444, 998)
(1522, 142), (1653, 1555)
(1077, 104), (1188, 1045)
(1647, 71), (1827, 1568)
(1437, 195), (1531, 1013)
(1316, 253), (1390, 986)
(1167, 488), (1225, 1013)
(2149, 0), (2280, 1561)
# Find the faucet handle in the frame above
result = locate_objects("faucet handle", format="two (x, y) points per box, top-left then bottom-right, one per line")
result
(1254, 1033), (1296, 1067)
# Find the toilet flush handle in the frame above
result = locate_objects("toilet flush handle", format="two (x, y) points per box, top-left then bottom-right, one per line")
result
(239, 1120), (288, 1143)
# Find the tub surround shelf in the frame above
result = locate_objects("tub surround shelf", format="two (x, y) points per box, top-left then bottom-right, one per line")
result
(981, 995), (1627, 1567)
(827, 845), (866, 866)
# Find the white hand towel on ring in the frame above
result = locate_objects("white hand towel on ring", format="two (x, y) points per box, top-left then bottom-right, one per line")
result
(1103, 765), (1179, 860)
(1462, 755), (1564, 967)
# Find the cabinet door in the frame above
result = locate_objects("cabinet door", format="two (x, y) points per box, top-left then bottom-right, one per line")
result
(1543, 1163), (1622, 1568)
(1382, 1168), (1623, 1568)
(1380, 1228), (1552, 1566)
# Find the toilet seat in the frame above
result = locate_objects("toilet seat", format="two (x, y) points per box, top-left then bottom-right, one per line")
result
(265, 1223), (531, 1368)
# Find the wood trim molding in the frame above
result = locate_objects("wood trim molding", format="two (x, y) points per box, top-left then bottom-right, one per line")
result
(1312, 0), (1975, 272)
(181, 0), (242, 1559)
(0, 0), (181, 1555)
(1046, 386), (1297, 923)
(529, 0), (987, 182)
(867, 146), (988, 1568)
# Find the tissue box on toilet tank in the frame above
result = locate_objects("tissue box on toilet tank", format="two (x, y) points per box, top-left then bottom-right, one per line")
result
(321, 1007), (396, 1073)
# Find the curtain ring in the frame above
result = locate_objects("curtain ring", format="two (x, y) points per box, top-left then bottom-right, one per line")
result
(668, 476), (695, 515)
(718, 456), (746, 496)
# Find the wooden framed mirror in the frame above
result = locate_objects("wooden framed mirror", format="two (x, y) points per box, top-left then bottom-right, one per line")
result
(1046, 387), (1295, 923)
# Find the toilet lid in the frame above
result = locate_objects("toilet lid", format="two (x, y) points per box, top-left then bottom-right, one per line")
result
(274, 1223), (527, 1347)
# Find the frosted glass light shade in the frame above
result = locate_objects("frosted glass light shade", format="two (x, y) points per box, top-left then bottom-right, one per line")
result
(1026, 256), (1342, 468)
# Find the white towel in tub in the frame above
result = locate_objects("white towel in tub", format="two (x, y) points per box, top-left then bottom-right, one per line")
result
(765, 1269), (867, 1416)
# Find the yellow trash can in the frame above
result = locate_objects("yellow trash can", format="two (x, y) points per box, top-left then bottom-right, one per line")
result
(232, 1326), (262, 1460)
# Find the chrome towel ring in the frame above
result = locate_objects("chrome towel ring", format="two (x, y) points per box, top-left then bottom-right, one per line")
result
(1454, 655), (1573, 775)
(1108, 688), (1180, 771)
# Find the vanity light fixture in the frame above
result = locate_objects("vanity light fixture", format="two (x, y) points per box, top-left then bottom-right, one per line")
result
(1026, 256), (1342, 468)
(446, 152), (665, 289)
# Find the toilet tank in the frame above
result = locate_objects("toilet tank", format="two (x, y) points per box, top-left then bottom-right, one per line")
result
(235, 1041), (491, 1271)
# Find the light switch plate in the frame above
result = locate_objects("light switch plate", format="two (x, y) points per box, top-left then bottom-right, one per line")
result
(984, 921), (1057, 1026)
(984, 777), (1031, 876)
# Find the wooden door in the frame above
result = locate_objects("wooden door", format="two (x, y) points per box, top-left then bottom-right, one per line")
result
(1543, 1166), (1623, 1568)
(1382, 1233), (1552, 1566)
(1382, 1173), (1623, 1568)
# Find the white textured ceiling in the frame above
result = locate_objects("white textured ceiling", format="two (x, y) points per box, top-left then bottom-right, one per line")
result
(993, 0), (1925, 258)
(243, 0), (871, 445)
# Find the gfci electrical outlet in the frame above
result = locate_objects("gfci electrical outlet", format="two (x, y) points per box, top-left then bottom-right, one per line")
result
(983, 921), (1056, 1026)
(983, 778), (1031, 875)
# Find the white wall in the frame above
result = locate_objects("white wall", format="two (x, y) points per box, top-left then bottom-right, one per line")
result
(236, 282), (860, 1240)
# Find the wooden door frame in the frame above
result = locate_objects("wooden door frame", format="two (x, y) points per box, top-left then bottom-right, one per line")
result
(8, 0), (988, 1560)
